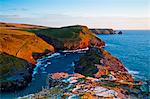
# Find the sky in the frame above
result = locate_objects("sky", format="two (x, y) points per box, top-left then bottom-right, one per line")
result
(0, 0), (149, 29)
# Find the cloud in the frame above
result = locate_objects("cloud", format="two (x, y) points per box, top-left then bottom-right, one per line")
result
(0, 14), (21, 18)
(0, 13), (149, 30)
(0, 7), (28, 11)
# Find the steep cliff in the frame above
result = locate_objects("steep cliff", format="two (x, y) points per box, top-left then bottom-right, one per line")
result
(27, 25), (105, 50)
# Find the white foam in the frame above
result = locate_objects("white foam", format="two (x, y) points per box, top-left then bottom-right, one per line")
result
(126, 67), (139, 75)
(47, 52), (60, 58)
(32, 53), (60, 77)
(128, 70), (139, 75)
(62, 47), (89, 53)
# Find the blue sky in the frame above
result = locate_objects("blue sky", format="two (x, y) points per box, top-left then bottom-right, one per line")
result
(0, 0), (149, 29)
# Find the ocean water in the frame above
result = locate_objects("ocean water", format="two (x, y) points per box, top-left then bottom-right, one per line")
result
(1, 30), (149, 99)
(97, 30), (150, 81)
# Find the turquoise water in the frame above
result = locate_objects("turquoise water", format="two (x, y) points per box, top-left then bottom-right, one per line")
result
(98, 30), (150, 81)
(1, 30), (149, 99)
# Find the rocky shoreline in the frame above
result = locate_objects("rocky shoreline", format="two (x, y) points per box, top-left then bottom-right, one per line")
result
(0, 22), (149, 98)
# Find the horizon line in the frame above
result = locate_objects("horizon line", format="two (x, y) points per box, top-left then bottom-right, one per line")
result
(1, 21), (149, 30)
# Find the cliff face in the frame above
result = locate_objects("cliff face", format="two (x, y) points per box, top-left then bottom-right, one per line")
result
(90, 29), (115, 34)
(0, 28), (54, 64)
(27, 25), (105, 50)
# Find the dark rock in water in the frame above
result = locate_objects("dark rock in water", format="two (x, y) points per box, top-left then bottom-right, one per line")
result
(0, 53), (35, 92)
(118, 31), (123, 34)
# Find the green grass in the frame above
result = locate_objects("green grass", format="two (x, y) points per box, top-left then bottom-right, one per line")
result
(0, 53), (29, 76)
(74, 48), (101, 77)
(101, 83), (118, 87)
(26, 25), (82, 41)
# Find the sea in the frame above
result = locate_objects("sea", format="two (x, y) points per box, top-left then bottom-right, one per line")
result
(98, 30), (150, 81)
(0, 30), (149, 99)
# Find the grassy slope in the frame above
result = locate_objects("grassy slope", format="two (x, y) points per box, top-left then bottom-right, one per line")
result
(0, 29), (54, 64)
(25, 25), (105, 50)
(26, 25), (81, 41)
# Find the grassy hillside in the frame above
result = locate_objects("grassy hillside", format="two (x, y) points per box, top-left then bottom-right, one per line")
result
(0, 28), (54, 64)
(26, 25), (82, 41)
(26, 25), (105, 50)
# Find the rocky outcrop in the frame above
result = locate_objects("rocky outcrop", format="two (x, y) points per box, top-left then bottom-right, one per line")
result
(18, 72), (145, 99)
(74, 47), (133, 82)
(0, 53), (35, 92)
(118, 31), (123, 34)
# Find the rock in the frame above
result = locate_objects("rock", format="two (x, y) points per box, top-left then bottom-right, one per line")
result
(19, 72), (145, 99)
(74, 47), (133, 82)
(51, 72), (69, 80)
(118, 31), (123, 34)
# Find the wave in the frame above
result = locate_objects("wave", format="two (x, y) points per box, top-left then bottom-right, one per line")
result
(62, 47), (89, 53)
(32, 53), (61, 76)
(126, 67), (139, 75)
(128, 70), (139, 75)
(47, 53), (60, 58)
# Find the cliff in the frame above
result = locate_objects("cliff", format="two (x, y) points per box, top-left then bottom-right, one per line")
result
(74, 47), (133, 82)
(26, 25), (105, 50)
(90, 29), (116, 34)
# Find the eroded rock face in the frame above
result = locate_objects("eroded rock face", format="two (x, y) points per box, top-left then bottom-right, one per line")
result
(74, 47), (133, 82)
(0, 53), (34, 92)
